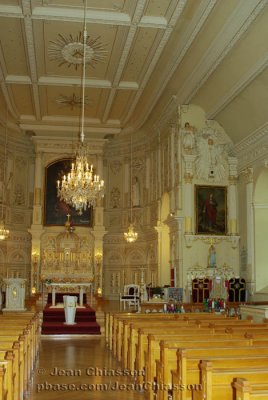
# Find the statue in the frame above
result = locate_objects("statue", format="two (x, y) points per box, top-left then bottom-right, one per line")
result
(182, 122), (196, 152)
(208, 239), (216, 267)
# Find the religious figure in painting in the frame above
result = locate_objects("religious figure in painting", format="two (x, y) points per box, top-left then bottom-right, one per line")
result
(203, 192), (218, 231)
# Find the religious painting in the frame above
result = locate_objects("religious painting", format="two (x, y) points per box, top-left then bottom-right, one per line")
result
(44, 158), (93, 226)
(195, 185), (227, 235)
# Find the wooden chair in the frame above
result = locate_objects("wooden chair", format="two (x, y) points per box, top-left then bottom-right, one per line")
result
(119, 284), (140, 311)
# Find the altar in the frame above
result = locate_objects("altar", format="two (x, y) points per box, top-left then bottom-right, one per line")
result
(44, 282), (93, 306)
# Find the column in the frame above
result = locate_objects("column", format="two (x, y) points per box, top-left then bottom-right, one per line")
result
(33, 151), (43, 224)
(228, 157), (238, 234)
(52, 286), (56, 306)
(79, 287), (83, 307)
(183, 155), (196, 234)
(245, 167), (255, 297)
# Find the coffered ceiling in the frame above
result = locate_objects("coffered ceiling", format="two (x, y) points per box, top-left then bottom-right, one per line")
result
(0, 0), (267, 144)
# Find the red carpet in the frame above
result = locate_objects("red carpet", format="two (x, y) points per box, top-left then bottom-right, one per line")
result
(41, 294), (101, 335)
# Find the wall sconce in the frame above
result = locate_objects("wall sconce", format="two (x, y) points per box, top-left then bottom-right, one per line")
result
(31, 287), (36, 295)
(97, 287), (102, 296)
(32, 251), (39, 264)
(95, 251), (103, 264)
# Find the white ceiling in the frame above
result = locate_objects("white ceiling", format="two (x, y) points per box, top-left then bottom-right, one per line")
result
(0, 0), (267, 144)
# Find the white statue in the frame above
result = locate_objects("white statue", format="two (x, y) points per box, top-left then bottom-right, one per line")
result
(195, 125), (229, 181)
(182, 122), (196, 152)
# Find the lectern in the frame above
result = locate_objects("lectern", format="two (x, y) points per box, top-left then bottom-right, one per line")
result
(63, 295), (77, 325)
(3, 278), (27, 311)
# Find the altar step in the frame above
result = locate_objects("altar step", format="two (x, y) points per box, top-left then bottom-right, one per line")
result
(41, 321), (101, 335)
(43, 304), (97, 323)
(41, 303), (101, 335)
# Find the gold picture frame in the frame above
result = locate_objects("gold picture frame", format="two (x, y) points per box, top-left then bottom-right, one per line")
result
(195, 185), (227, 235)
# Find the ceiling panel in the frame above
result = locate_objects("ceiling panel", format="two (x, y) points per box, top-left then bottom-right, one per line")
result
(0, 0), (266, 145)
(0, 17), (28, 76)
(11, 84), (34, 115)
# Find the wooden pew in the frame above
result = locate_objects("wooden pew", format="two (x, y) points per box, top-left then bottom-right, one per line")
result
(171, 346), (268, 400)
(0, 351), (15, 400)
(0, 312), (41, 363)
(0, 345), (20, 400)
(0, 365), (6, 400)
(197, 359), (268, 400)
(232, 377), (268, 400)
(110, 311), (228, 353)
(0, 338), (25, 400)
(121, 316), (245, 368)
(134, 325), (268, 384)
(145, 337), (253, 400)
(158, 334), (268, 400)
(0, 328), (32, 384)
(0, 312), (40, 395)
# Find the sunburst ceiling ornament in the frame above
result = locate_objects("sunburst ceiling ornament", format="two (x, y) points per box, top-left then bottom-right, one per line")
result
(56, 93), (91, 110)
(48, 32), (107, 69)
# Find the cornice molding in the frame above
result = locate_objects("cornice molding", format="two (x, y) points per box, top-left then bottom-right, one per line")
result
(235, 123), (268, 171)
(235, 123), (268, 153)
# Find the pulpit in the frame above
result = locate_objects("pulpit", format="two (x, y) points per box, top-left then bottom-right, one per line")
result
(63, 295), (77, 325)
(2, 278), (27, 311)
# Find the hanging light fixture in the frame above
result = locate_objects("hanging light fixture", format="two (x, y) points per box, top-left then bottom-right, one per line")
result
(57, 0), (104, 215)
(124, 135), (138, 243)
(0, 106), (10, 240)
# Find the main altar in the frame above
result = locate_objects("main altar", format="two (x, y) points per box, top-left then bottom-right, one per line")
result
(42, 280), (93, 306)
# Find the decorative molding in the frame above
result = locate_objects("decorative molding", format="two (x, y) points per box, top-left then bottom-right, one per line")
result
(240, 167), (253, 183)
(184, 234), (240, 249)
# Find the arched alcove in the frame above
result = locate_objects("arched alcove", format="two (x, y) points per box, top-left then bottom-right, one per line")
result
(254, 167), (268, 292)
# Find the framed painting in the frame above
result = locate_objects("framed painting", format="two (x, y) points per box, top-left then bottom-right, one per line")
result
(195, 185), (227, 235)
(44, 158), (93, 226)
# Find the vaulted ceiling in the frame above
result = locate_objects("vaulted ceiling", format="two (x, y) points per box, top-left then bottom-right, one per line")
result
(0, 0), (267, 144)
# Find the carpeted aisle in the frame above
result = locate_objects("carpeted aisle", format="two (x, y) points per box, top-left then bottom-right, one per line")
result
(41, 293), (101, 335)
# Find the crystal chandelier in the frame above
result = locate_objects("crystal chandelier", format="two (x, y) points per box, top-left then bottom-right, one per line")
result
(124, 135), (138, 243)
(0, 106), (10, 240)
(57, 0), (104, 215)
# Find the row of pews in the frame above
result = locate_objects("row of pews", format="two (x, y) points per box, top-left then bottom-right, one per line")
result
(105, 311), (268, 400)
(0, 311), (41, 400)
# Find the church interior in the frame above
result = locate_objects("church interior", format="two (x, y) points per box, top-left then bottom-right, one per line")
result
(0, 1), (268, 399)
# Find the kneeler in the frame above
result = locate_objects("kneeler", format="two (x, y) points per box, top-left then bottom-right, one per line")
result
(192, 278), (210, 303)
(228, 277), (246, 302)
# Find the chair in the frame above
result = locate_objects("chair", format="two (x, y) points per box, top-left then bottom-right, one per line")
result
(119, 284), (140, 311)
